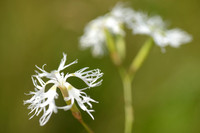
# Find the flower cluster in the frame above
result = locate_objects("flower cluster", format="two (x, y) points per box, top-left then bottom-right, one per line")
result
(128, 13), (192, 49)
(24, 53), (103, 126)
(80, 15), (124, 57)
(80, 3), (192, 57)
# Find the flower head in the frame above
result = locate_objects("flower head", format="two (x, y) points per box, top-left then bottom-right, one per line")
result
(110, 3), (135, 26)
(24, 53), (103, 126)
(128, 13), (192, 48)
(80, 2), (192, 56)
(80, 17), (107, 57)
(80, 5), (127, 57)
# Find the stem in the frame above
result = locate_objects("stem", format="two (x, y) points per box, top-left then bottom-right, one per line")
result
(119, 68), (134, 133)
(67, 101), (94, 133)
(118, 37), (153, 133)
(79, 119), (94, 133)
(105, 27), (153, 133)
(129, 38), (153, 76)
(123, 75), (134, 133)
(116, 30), (126, 60)
(59, 85), (94, 133)
(104, 28), (121, 66)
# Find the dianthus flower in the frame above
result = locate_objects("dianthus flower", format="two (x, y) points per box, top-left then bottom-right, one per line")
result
(24, 53), (103, 126)
(80, 3), (192, 56)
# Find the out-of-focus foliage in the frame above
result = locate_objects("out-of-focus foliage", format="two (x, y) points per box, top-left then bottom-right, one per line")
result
(0, 0), (200, 133)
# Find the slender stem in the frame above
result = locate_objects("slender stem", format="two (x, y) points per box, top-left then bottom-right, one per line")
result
(79, 119), (94, 133)
(105, 27), (153, 133)
(119, 68), (134, 133)
(118, 37), (153, 133)
(116, 32), (126, 60)
(67, 101), (94, 133)
(104, 28), (122, 66)
(123, 75), (134, 133)
(59, 86), (94, 133)
(104, 28), (116, 53)
(129, 38), (153, 76)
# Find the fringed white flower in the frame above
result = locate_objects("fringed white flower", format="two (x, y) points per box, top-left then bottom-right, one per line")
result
(24, 79), (59, 126)
(80, 9), (125, 57)
(80, 17), (106, 57)
(128, 13), (192, 48)
(110, 3), (192, 48)
(73, 67), (103, 88)
(110, 3), (136, 27)
(80, 2), (192, 56)
(24, 53), (103, 126)
(155, 28), (192, 48)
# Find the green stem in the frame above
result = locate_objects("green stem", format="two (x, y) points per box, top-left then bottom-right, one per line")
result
(118, 38), (153, 133)
(123, 76), (134, 133)
(65, 101), (94, 133)
(79, 119), (94, 133)
(59, 86), (94, 133)
(68, 102), (94, 133)
(129, 38), (153, 76)
(104, 28), (116, 53)
(119, 68), (134, 133)
(105, 28), (153, 133)
(104, 28), (121, 66)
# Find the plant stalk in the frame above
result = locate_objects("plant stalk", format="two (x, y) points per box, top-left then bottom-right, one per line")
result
(120, 71), (134, 133)
(59, 85), (94, 133)
(79, 119), (94, 133)
(119, 38), (153, 133)
(129, 38), (153, 76)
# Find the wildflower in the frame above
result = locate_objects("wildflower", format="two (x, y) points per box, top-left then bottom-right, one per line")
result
(110, 3), (135, 27)
(80, 9), (126, 57)
(110, 3), (192, 48)
(80, 17), (107, 57)
(129, 14), (192, 48)
(24, 53), (103, 126)
(153, 28), (192, 48)
(80, 2), (192, 55)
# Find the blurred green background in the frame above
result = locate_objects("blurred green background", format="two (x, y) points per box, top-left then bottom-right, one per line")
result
(0, 0), (200, 133)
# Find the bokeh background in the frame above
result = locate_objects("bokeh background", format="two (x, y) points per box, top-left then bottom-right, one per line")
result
(0, 0), (200, 133)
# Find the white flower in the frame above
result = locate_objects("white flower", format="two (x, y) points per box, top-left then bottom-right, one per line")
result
(163, 29), (192, 48)
(80, 2), (192, 55)
(80, 10), (125, 57)
(129, 13), (192, 48)
(104, 16), (125, 35)
(80, 17), (107, 57)
(129, 14), (165, 35)
(111, 3), (192, 48)
(110, 3), (135, 27)
(24, 53), (103, 126)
